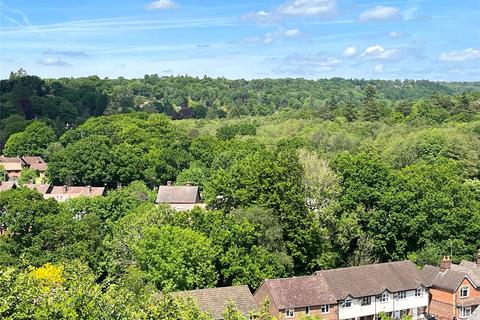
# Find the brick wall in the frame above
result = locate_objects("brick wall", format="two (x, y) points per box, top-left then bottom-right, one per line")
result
(429, 287), (455, 320)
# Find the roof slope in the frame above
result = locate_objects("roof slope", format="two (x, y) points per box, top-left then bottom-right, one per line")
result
(316, 260), (425, 300)
(471, 306), (480, 320)
(422, 265), (468, 292)
(0, 182), (16, 192)
(21, 156), (47, 171)
(0, 156), (24, 171)
(156, 185), (201, 204)
(174, 285), (257, 320)
(262, 275), (336, 309)
(46, 186), (105, 197)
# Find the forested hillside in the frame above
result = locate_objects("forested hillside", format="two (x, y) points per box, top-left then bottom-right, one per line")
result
(1, 72), (480, 318)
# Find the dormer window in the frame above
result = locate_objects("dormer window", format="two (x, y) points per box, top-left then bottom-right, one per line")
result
(415, 288), (423, 297)
(460, 286), (469, 298)
(340, 298), (352, 308)
(378, 292), (389, 303)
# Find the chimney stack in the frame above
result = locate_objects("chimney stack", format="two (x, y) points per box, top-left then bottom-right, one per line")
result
(63, 185), (68, 193)
(476, 249), (480, 267)
(87, 185), (92, 193)
(440, 256), (451, 272)
(166, 181), (172, 186)
(186, 182), (191, 187)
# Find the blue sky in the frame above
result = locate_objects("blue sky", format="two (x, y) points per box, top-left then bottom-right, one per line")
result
(1, 0), (479, 80)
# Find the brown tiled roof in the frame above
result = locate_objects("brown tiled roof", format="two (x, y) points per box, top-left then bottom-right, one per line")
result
(21, 156), (47, 172)
(24, 184), (52, 195)
(262, 275), (336, 309)
(0, 182), (16, 192)
(156, 185), (201, 204)
(456, 260), (480, 284)
(422, 265), (471, 292)
(0, 156), (25, 171)
(316, 260), (425, 300)
(174, 285), (257, 320)
(456, 296), (480, 307)
(44, 186), (105, 201)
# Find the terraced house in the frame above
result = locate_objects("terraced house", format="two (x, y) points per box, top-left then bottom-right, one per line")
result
(254, 261), (429, 320)
(424, 254), (480, 320)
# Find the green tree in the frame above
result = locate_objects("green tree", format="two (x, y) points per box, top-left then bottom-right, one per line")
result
(362, 85), (382, 121)
(3, 121), (56, 156)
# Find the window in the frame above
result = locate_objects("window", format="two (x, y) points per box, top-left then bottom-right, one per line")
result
(305, 307), (310, 315)
(341, 299), (352, 308)
(321, 305), (329, 313)
(285, 309), (294, 318)
(379, 292), (389, 303)
(361, 297), (371, 305)
(460, 307), (471, 318)
(397, 291), (407, 300)
(415, 288), (423, 297)
(460, 286), (469, 298)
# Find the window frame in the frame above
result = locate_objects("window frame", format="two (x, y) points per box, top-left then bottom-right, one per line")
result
(460, 306), (472, 318)
(342, 298), (352, 308)
(415, 288), (423, 297)
(459, 286), (469, 298)
(285, 309), (294, 318)
(397, 291), (407, 300)
(320, 304), (330, 313)
(379, 292), (389, 303)
(361, 296), (371, 306)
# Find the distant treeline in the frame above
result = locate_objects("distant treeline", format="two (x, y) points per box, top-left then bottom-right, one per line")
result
(1, 69), (480, 148)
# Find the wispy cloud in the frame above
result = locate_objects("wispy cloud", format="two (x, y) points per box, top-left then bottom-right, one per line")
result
(243, 0), (337, 23)
(43, 49), (89, 57)
(38, 57), (71, 66)
(145, 0), (179, 10)
(359, 5), (401, 22)
(360, 45), (399, 60)
(246, 28), (303, 45)
(342, 46), (357, 57)
(439, 48), (480, 62)
(273, 51), (342, 75)
(0, 16), (237, 35)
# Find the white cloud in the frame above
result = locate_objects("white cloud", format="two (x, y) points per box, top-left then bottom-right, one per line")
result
(389, 31), (408, 39)
(285, 29), (301, 38)
(360, 45), (398, 60)
(244, 0), (337, 22)
(274, 52), (342, 75)
(248, 28), (303, 45)
(439, 48), (480, 62)
(342, 46), (357, 57)
(374, 64), (384, 73)
(38, 57), (71, 66)
(359, 6), (401, 22)
(145, 0), (178, 10)
(278, 0), (337, 16)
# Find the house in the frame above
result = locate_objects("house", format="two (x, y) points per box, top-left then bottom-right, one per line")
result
(156, 181), (206, 211)
(24, 183), (52, 195)
(172, 106), (194, 120)
(43, 185), (106, 202)
(0, 156), (26, 181)
(21, 156), (48, 178)
(423, 254), (480, 320)
(254, 261), (429, 320)
(254, 275), (338, 320)
(173, 285), (258, 320)
(0, 156), (48, 181)
(0, 181), (17, 192)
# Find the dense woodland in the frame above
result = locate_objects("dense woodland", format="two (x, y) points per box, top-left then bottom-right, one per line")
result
(1, 70), (480, 318)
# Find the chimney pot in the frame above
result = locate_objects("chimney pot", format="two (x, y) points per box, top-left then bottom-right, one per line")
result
(166, 181), (172, 186)
(440, 255), (451, 272)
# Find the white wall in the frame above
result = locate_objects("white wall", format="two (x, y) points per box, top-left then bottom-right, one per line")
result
(338, 288), (429, 320)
